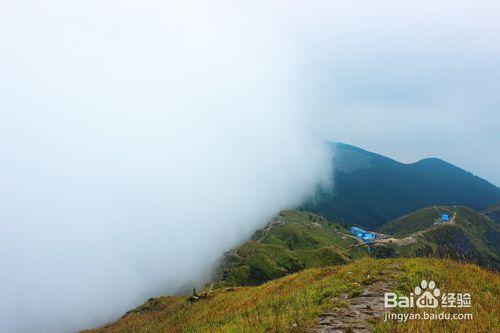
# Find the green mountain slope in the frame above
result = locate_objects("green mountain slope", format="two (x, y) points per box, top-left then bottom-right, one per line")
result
(302, 143), (500, 228)
(375, 206), (500, 270)
(378, 206), (446, 237)
(216, 207), (499, 287)
(83, 258), (500, 333)
(82, 209), (500, 332)
(481, 202), (500, 223)
(214, 211), (366, 286)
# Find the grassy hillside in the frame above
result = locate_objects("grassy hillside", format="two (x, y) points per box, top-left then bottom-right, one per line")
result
(82, 209), (500, 332)
(378, 206), (447, 237)
(215, 211), (366, 286)
(83, 258), (500, 333)
(302, 143), (500, 228)
(481, 202), (500, 224)
(216, 208), (500, 288)
(375, 206), (500, 270)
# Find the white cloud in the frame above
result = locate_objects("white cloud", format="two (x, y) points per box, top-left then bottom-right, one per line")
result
(0, 1), (330, 332)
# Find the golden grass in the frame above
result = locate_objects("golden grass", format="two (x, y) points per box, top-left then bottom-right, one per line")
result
(83, 258), (499, 333)
(375, 258), (500, 333)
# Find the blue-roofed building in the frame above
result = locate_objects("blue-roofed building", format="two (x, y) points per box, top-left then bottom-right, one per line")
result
(349, 226), (376, 242)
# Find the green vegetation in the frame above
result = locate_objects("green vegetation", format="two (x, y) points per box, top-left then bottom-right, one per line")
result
(215, 207), (499, 289)
(215, 211), (365, 286)
(83, 258), (500, 333)
(82, 207), (500, 332)
(378, 206), (445, 237)
(421, 207), (499, 269)
(303, 143), (500, 228)
(374, 206), (500, 270)
(481, 202), (500, 224)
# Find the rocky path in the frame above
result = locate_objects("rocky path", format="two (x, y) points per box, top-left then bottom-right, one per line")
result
(315, 272), (398, 333)
(256, 216), (285, 243)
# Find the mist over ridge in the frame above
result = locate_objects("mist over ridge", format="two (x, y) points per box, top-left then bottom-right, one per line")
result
(0, 1), (331, 332)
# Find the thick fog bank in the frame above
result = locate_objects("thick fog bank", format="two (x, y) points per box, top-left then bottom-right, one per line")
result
(0, 1), (331, 332)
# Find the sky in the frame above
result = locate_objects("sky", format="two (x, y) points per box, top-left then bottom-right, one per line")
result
(1, 1), (500, 333)
(268, 0), (500, 185)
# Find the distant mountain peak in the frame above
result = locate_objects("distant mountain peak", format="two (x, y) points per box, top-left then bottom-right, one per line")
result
(303, 143), (500, 228)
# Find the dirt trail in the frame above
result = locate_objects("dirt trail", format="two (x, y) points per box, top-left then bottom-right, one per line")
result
(314, 267), (399, 333)
(365, 210), (458, 247)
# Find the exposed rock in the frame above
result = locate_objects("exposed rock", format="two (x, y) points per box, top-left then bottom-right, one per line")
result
(315, 275), (397, 332)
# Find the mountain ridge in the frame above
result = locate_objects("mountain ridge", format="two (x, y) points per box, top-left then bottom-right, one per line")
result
(80, 142), (500, 333)
(302, 142), (500, 228)
(82, 258), (499, 333)
(213, 206), (499, 288)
